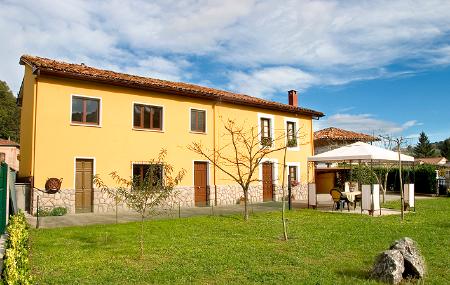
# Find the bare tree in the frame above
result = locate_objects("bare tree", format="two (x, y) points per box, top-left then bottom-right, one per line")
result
(374, 136), (396, 203)
(94, 175), (125, 224)
(188, 119), (287, 221)
(94, 149), (186, 257)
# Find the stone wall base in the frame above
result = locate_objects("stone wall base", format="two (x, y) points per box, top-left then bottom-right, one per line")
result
(31, 183), (307, 214)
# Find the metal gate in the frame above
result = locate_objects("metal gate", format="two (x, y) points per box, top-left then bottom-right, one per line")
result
(0, 163), (8, 233)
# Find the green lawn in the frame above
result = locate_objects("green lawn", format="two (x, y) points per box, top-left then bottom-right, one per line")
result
(30, 198), (450, 284)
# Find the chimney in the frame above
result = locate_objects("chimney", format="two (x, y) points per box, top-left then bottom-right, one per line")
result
(288, 90), (298, 107)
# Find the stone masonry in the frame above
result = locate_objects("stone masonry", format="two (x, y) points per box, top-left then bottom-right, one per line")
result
(31, 183), (308, 214)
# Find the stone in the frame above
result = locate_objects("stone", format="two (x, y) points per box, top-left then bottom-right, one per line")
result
(372, 249), (405, 284)
(390, 237), (426, 279)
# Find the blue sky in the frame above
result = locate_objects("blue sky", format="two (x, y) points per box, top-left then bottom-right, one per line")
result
(1, 0), (449, 143)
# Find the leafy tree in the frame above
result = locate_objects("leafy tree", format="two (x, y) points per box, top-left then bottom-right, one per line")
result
(0, 80), (20, 141)
(413, 131), (435, 158)
(438, 138), (450, 159)
(94, 149), (186, 258)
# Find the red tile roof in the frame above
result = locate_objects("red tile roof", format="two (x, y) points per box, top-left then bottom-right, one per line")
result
(0, 139), (19, 147)
(314, 127), (378, 142)
(20, 55), (324, 118)
(415, 157), (447, 165)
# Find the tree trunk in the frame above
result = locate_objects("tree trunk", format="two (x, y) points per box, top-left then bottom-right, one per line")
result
(281, 145), (288, 241)
(140, 213), (145, 258)
(115, 197), (119, 224)
(244, 188), (249, 221)
(397, 143), (404, 221)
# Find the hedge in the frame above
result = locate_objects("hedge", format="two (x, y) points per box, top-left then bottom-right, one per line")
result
(1, 211), (33, 285)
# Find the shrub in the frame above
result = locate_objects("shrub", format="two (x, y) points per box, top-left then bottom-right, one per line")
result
(49, 207), (67, 216)
(36, 207), (67, 217)
(1, 210), (33, 284)
(415, 164), (437, 194)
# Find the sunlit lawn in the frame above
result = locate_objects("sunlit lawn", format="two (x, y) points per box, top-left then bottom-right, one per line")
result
(30, 198), (449, 284)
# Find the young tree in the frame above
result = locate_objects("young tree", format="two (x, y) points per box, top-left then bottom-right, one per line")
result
(374, 136), (396, 203)
(438, 138), (450, 160)
(93, 175), (125, 224)
(413, 131), (435, 158)
(188, 119), (286, 221)
(95, 149), (186, 257)
(0, 80), (20, 141)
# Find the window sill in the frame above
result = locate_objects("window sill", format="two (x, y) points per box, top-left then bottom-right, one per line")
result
(190, 131), (207, 135)
(287, 147), (300, 151)
(70, 123), (101, 128)
(132, 128), (164, 133)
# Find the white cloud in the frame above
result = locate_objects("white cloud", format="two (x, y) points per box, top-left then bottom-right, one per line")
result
(227, 66), (317, 99)
(1, 0), (450, 96)
(315, 113), (420, 135)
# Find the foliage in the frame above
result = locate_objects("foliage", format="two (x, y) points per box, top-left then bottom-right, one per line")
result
(414, 164), (437, 194)
(437, 138), (450, 159)
(287, 138), (297, 147)
(2, 211), (33, 285)
(29, 199), (450, 284)
(413, 131), (436, 158)
(36, 207), (67, 217)
(0, 80), (20, 142)
(349, 165), (377, 184)
(95, 149), (185, 257)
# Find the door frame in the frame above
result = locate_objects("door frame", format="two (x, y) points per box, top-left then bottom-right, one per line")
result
(74, 157), (95, 213)
(193, 160), (210, 206)
(259, 158), (278, 186)
(73, 157), (96, 189)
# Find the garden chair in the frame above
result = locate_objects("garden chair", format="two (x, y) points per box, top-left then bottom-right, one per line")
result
(330, 188), (350, 211)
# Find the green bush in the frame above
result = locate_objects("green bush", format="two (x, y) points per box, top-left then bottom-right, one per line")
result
(50, 207), (67, 216)
(1, 210), (33, 284)
(36, 207), (67, 217)
(415, 164), (437, 194)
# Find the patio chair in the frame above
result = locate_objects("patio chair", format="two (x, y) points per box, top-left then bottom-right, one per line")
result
(330, 188), (350, 211)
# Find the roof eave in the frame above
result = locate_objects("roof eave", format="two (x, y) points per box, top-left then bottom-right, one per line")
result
(37, 67), (325, 118)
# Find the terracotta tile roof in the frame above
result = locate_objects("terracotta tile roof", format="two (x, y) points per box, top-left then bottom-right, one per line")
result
(314, 127), (378, 142)
(415, 157), (447, 165)
(19, 55), (324, 118)
(0, 139), (19, 147)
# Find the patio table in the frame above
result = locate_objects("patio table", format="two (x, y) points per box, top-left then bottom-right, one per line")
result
(341, 191), (361, 203)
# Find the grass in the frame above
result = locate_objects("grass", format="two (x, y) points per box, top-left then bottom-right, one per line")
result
(30, 198), (450, 284)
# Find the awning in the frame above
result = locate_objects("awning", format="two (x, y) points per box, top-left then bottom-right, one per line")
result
(308, 141), (415, 162)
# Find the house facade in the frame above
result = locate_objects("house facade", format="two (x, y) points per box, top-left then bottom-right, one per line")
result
(0, 139), (20, 171)
(18, 55), (323, 214)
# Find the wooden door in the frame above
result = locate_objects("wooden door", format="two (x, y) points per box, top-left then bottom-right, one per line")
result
(262, 162), (273, 201)
(75, 159), (93, 213)
(194, 162), (208, 207)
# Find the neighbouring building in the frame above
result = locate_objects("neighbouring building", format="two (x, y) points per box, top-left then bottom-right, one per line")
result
(415, 157), (448, 166)
(17, 55), (323, 214)
(0, 139), (20, 171)
(313, 127), (378, 193)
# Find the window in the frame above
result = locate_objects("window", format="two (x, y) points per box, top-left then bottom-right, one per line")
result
(286, 121), (297, 147)
(288, 166), (298, 185)
(191, 109), (206, 132)
(133, 104), (162, 130)
(260, 118), (272, 146)
(0, 153), (5, 163)
(132, 163), (163, 185)
(72, 96), (100, 125)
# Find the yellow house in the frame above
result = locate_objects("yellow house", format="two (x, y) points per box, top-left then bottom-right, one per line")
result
(17, 55), (323, 214)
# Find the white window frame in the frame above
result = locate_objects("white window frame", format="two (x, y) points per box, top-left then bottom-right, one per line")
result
(257, 113), (275, 148)
(286, 162), (301, 184)
(70, 94), (102, 127)
(189, 107), (207, 134)
(284, 117), (299, 151)
(73, 156), (96, 189)
(259, 158), (279, 186)
(131, 101), (165, 132)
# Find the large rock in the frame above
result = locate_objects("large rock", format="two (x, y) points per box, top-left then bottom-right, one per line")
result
(372, 249), (405, 284)
(390, 237), (426, 279)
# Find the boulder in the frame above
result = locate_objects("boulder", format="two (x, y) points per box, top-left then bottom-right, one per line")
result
(372, 249), (405, 284)
(390, 237), (426, 279)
